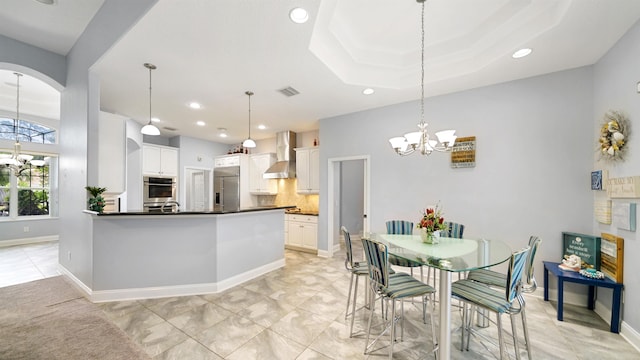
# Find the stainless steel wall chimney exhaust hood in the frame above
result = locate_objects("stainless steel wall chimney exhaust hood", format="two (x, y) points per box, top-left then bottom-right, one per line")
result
(263, 131), (296, 179)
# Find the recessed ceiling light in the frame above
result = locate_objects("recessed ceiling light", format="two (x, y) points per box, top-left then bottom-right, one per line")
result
(258, 124), (266, 130)
(189, 102), (201, 109)
(218, 128), (228, 138)
(512, 48), (532, 59)
(219, 133), (228, 138)
(289, 8), (309, 24)
(362, 88), (375, 95)
(151, 117), (160, 123)
(196, 121), (205, 126)
(34, 0), (55, 5)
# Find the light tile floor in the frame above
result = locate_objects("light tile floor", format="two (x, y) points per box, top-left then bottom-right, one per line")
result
(1, 241), (639, 359)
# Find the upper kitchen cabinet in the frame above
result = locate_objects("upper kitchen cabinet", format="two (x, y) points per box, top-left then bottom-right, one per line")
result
(249, 153), (278, 194)
(98, 111), (126, 193)
(295, 147), (319, 194)
(143, 144), (178, 177)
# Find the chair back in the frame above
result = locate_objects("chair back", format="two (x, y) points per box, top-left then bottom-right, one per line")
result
(341, 226), (357, 271)
(505, 247), (530, 303)
(386, 220), (414, 235)
(524, 236), (542, 292)
(443, 222), (465, 238)
(361, 238), (390, 290)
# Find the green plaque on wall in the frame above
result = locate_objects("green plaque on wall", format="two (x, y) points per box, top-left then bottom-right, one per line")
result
(562, 232), (601, 270)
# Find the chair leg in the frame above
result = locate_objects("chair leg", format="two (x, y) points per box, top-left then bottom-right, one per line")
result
(497, 314), (505, 360)
(349, 275), (359, 337)
(428, 294), (438, 357)
(510, 313), (521, 360)
(460, 302), (467, 351)
(364, 289), (376, 355)
(521, 306), (533, 360)
(345, 273), (354, 320)
(389, 299), (397, 360)
(401, 300), (405, 341)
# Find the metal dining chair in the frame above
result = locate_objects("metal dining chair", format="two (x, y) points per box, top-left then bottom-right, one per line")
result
(385, 220), (424, 282)
(441, 221), (465, 239)
(342, 226), (370, 338)
(361, 237), (438, 359)
(452, 246), (531, 360)
(465, 236), (541, 359)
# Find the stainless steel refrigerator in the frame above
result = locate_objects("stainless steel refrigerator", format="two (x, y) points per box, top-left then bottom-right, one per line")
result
(213, 166), (240, 212)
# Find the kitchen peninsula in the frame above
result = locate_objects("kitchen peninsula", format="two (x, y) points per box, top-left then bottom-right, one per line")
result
(75, 206), (292, 302)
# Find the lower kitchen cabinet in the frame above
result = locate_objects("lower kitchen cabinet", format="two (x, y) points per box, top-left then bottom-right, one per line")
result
(285, 214), (317, 251)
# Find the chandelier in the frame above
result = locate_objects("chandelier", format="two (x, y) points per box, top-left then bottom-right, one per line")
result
(0, 72), (38, 173)
(140, 63), (160, 136)
(242, 90), (256, 148)
(388, 0), (456, 156)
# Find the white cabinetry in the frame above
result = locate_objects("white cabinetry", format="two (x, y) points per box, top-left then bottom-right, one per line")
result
(98, 111), (126, 193)
(143, 144), (178, 177)
(295, 147), (319, 194)
(249, 153), (278, 194)
(285, 214), (317, 251)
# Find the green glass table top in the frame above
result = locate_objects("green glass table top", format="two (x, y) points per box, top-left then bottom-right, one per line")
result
(366, 233), (512, 272)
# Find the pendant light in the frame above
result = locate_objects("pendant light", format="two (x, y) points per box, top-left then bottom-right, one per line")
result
(0, 72), (34, 172)
(140, 63), (160, 136)
(242, 91), (256, 148)
(388, 0), (456, 156)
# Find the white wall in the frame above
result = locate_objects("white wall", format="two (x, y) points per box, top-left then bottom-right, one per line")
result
(319, 65), (594, 298)
(58, 0), (157, 287)
(592, 19), (640, 334)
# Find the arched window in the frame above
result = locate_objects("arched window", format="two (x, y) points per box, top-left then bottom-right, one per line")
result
(0, 118), (56, 144)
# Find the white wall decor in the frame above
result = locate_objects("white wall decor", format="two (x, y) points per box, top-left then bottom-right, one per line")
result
(613, 202), (637, 231)
(595, 199), (612, 224)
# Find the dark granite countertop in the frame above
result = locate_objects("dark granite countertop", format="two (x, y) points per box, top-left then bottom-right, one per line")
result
(96, 205), (295, 216)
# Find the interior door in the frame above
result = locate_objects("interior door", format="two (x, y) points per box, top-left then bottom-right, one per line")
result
(191, 171), (205, 211)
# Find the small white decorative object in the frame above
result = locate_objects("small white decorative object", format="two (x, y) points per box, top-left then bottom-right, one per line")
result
(558, 254), (581, 272)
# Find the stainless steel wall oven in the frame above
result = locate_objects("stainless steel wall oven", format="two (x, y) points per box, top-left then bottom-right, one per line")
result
(143, 176), (176, 208)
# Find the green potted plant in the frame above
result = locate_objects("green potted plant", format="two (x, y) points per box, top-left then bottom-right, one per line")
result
(85, 186), (107, 213)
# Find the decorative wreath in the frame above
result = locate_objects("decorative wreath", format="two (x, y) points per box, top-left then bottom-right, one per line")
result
(599, 110), (630, 162)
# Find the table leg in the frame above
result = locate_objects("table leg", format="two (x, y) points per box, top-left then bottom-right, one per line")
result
(557, 278), (564, 321)
(543, 266), (549, 301)
(588, 286), (595, 310)
(439, 270), (452, 360)
(612, 287), (622, 333)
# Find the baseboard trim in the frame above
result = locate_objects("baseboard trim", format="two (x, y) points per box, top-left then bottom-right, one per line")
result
(0, 235), (58, 248)
(59, 258), (285, 303)
(215, 258), (285, 293)
(621, 321), (640, 353)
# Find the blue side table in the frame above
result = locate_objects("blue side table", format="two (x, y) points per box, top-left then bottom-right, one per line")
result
(543, 261), (623, 333)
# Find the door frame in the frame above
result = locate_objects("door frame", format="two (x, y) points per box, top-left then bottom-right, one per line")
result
(183, 166), (213, 211)
(327, 155), (370, 258)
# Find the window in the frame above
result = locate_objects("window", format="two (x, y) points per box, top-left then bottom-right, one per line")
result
(0, 118), (56, 144)
(0, 153), (54, 218)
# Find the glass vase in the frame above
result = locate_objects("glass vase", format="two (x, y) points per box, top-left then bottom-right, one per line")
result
(421, 228), (439, 244)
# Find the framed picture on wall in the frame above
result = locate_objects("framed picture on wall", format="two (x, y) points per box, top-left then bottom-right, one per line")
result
(591, 170), (606, 190)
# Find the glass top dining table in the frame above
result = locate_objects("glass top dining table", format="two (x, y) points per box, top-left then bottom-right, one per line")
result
(364, 233), (512, 360)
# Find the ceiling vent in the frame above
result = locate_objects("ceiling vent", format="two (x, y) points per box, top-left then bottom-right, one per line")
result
(278, 86), (300, 97)
(163, 126), (178, 131)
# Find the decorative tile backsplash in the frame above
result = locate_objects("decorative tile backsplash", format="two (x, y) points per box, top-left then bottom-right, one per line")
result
(274, 179), (319, 212)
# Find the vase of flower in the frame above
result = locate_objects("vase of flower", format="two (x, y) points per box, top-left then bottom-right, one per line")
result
(85, 186), (107, 213)
(421, 228), (440, 244)
(417, 204), (446, 244)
